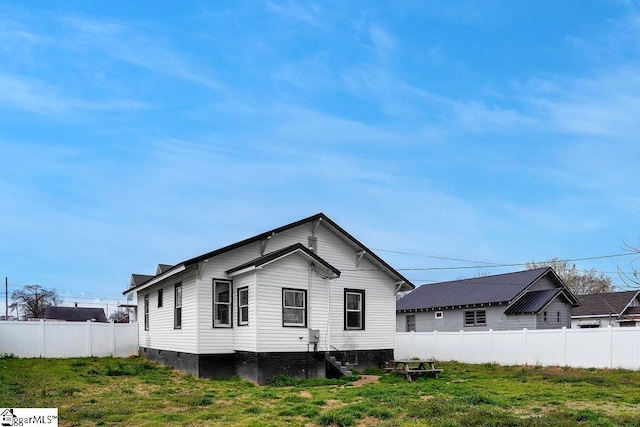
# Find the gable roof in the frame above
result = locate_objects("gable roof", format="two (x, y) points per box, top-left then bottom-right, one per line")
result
(124, 213), (414, 295)
(130, 274), (154, 288)
(397, 267), (571, 312)
(45, 306), (108, 322)
(571, 291), (640, 317)
(505, 289), (566, 314)
(226, 243), (341, 277)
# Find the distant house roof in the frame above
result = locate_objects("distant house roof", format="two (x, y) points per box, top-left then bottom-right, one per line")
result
(571, 291), (640, 317)
(156, 264), (173, 275)
(397, 267), (579, 313)
(45, 306), (108, 322)
(130, 274), (154, 288)
(124, 212), (414, 295)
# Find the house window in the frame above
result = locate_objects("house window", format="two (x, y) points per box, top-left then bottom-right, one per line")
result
(158, 289), (163, 308)
(238, 287), (248, 326)
(464, 310), (486, 327)
(174, 283), (182, 329)
(144, 294), (149, 331)
(543, 311), (548, 322)
(557, 312), (560, 323)
(435, 311), (443, 319)
(345, 289), (365, 330)
(406, 314), (416, 332)
(214, 280), (232, 327)
(283, 288), (306, 327)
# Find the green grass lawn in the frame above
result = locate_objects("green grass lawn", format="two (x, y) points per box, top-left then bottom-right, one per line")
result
(1, 355), (639, 426)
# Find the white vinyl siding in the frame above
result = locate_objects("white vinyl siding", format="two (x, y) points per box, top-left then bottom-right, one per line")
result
(137, 268), (198, 354)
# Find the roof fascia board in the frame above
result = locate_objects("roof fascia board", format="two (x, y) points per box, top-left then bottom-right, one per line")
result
(124, 264), (186, 295)
(571, 314), (618, 319)
(227, 266), (256, 278)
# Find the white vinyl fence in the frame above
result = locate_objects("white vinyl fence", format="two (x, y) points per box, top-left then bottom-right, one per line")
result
(396, 326), (640, 370)
(0, 320), (139, 358)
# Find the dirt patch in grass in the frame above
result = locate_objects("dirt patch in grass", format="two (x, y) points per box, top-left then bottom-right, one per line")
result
(299, 390), (313, 398)
(351, 375), (380, 387)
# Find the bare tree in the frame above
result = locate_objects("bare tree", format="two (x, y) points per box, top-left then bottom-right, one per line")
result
(526, 258), (612, 295)
(618, 241), (640, 289)
(10, 285), (62, 319)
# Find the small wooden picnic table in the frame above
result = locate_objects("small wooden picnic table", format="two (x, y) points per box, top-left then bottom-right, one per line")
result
(384, 359), (443, 381)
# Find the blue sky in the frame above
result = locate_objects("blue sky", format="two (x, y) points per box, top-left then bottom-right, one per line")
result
(2, 1), (640, 315)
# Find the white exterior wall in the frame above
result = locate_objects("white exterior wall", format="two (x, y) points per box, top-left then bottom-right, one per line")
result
(233, 273), (257, 352)
(254, 255), (328, 352)
(137, 268), (198, 353)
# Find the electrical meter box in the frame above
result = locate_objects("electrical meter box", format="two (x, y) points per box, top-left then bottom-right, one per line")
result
(308, 329), (320, 344)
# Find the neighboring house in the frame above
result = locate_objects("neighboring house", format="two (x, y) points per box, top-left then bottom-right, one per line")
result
(396, 267), (579, 332)
(45, 306), (108, 322)
(571, 291), (640, 328)
(123, 213), (414, 384)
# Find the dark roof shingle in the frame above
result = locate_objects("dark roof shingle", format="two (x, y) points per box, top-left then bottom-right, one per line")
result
(571, 291), (640, 316)
(45, 306), (108, 322)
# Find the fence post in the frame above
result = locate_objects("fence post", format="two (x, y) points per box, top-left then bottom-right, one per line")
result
(40, 319), (46, 357)
(489, 329), (493, 363)
(523, 328), (528, 365)
(562, 327), (567, 367)
(112, 321), (116, 357)
(86, 320), (92, 357)
(609, 325), (613, 369)
(433, 330), (438, 360)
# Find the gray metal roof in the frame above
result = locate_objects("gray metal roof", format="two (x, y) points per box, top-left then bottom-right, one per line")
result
(504, 289), (563, 314)
(396, 267), (552, 311)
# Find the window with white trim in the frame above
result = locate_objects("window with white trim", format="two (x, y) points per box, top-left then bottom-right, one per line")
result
(214, 280), (232, 327)
(345, 289), (365, 330)
(464, 310), (486, 327)
(144, 294), (149, 331)
(435, 311), (443, 319)
(238, 287), (248, 326)
(282, 288), (306, 327)
(174, 284), (182, 329)
(157, 289), (163, 308)
(406, 314), (416, 332)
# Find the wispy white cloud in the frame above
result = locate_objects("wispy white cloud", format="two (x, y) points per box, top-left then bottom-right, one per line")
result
(0, 73), (145, 115)
(265, 0), (323, 26)
(61, 16), (223, 91)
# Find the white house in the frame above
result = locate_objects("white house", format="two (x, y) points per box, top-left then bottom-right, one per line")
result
(123, 213), (414, 383)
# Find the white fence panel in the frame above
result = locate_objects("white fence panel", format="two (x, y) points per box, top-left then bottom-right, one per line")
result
(396, 327), (640, 370)
(0, 321), (139, 358)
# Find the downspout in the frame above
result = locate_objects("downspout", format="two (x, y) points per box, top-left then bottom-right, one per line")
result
(326, 275), (331, 356)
